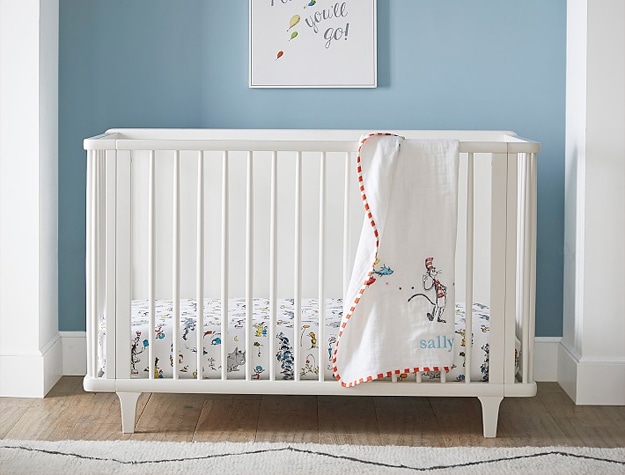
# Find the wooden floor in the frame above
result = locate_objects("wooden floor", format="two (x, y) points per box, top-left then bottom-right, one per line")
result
(1, 377), (624, 447)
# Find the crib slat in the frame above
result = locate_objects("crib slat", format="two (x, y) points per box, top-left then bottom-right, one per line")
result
(342, 152), (351, 296)
(294, 151), (302, 382)
(115, 150), (132, 379)
(85, 150), (95, 377)
(148, 150), (156, 380)
(221, 151), (229, 380)
(318, 152), (326, 382)
(96, 151), (105, 378)
(91, 151), (106, 380)
(527, 153), (538, 383)
(196, 151), (204, 381)
(519, 153), (529, 384)
(172, 150), (181, 380)
(465, 152), (474, 384)
(269, 151), (278, 382)
(245, 151), (254, 381)
(504, 152), (519, 384)
(96, 151), (107, 378)
(488, 154), (507, 385)
(528, 153), (538, 383)
(104, 149), (117, 379)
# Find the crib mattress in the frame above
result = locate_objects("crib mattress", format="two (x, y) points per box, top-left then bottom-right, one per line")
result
(98, 299), (497, 382)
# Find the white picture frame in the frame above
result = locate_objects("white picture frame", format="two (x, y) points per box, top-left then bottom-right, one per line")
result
(249, 0), (377, 88)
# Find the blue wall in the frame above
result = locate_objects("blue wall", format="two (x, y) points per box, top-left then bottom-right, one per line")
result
(59, 0), (566, 336)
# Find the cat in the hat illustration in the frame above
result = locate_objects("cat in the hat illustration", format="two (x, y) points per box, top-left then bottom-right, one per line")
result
(408, 257), (448, 323)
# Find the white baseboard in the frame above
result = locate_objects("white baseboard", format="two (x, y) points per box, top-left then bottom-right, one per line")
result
(0, 334), (62, 397)
(533, 337), (560, 382)
(59, 331), (87, 376)
(558, 341), (625, 405)
(59, 333), (563, 382)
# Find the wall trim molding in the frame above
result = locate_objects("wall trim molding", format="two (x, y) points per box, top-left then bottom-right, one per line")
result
(533, 337), (561, 382)
(0, 335), (62, 398)
(558, 339), (625, 405)
(60, 331), (88, 376)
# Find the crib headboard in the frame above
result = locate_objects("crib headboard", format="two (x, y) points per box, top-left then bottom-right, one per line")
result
(84, 129), (539, 385)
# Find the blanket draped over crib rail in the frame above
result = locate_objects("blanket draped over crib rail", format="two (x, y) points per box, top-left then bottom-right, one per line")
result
(333, 134), (460, 387)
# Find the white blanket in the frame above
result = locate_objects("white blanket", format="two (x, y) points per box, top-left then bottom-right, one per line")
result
(333, 133), (459, 387)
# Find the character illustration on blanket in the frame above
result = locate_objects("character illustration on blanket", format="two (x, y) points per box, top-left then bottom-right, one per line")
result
(408, 257), (448, 323)
(365, 259), (394, 286)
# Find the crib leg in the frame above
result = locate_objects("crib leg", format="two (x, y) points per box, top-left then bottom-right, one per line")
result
(117, 391), (141, 434)
(478, 396), (503, 438)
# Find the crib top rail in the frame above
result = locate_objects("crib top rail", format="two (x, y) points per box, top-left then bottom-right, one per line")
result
(84, 129), (540, 155)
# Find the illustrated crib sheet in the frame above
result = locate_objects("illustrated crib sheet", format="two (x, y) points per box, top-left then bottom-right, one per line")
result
(97, 299), (503, 382)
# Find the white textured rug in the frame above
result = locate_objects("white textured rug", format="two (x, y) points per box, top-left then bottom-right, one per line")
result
(1, 440), (624, 474)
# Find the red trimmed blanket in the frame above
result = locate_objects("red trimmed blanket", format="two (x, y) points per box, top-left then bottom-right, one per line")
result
(333, 133), (459, 387)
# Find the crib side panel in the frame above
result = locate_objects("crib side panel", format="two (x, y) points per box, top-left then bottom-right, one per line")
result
(455, 153), (492, 306)
(83, 132), (536, 397)
(122, 149), (361, 382)
(127, 150), (362, 301)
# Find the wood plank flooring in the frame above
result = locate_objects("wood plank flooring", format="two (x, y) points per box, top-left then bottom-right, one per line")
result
(1, 377), (624, 447)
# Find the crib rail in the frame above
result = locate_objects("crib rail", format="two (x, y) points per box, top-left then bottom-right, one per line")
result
(84, 130), (538, 399)
(85, 130), (540, 155)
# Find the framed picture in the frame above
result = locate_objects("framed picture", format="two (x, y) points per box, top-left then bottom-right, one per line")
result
(249, 0), (377, 88)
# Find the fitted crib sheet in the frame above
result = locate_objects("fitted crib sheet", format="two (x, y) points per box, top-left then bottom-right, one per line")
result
(98, 299), (500, 382)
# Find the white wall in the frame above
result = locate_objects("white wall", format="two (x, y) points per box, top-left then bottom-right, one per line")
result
(561, 0), (625, 404)
(582, 2), (625, 359)
(0, 0), (61, 397)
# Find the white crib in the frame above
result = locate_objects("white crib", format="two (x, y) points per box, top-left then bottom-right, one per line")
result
(83, 129), (539, 437)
